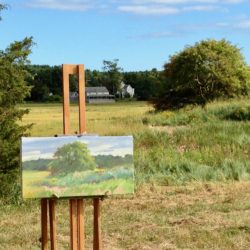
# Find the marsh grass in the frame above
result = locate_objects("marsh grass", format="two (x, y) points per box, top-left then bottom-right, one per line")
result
(138, 99), (250, 184)
(1, 99), (249, 249)
(19, 100), (250, 184)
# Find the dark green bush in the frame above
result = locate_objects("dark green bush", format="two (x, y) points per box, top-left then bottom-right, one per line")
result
(44, 94), (62, 103)
(211, 104), (250, 121)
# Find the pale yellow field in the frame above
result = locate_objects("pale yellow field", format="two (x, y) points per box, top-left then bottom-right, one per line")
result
(20, 102), (151, 136)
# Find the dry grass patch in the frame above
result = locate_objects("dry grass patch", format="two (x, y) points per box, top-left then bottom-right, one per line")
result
(2, 182), (249, 249)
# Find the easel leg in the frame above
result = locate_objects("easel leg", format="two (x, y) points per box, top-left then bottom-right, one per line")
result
(41, 199), (48, 250)
(93, 198), (101, 250)
(49, 200), (57, 250)
(70, 199), (78, 250)
(77, 199), (85, 250)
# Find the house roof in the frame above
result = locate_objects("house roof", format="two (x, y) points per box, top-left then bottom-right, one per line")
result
(70, 87), (114, 98)
(86, 87), (109, 93)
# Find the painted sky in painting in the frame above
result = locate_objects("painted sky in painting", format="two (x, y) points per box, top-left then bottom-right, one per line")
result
(1, 1), (250, 71)
(22, 136), (133, 161)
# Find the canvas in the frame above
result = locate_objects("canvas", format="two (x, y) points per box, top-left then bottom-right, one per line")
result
(21, 136), (134, 198)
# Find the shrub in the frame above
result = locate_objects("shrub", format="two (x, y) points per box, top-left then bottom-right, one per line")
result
(153, 39), (250, 110)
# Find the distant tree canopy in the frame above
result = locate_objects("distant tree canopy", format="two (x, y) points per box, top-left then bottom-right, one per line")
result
(153, 39), (250, 110)
(123, 69), (164, 100)
(25, 61), (164, 101)
(95, 154), (133, 168)
(102, 59), (123, 95)
(49, 142), (97, 176)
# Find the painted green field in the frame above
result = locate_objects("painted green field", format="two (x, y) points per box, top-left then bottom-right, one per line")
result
(23, 168), (134, 198)
(1, 100), (250, 249)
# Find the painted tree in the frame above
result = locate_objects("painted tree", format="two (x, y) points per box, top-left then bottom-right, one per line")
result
(49, 142), (97, 176)
(0, 5), (33, 202)
(153, 39), (250, 110)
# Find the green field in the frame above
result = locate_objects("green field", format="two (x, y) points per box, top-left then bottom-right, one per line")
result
(1, 100), (250, 249)
(23, 168), (134, 198)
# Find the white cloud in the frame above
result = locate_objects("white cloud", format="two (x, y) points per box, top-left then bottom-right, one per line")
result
(182, 5), (218, 11)
(118, 4), (220, 15)
(118, 5), (179, 15)
(22, 150), (54, 161)
(116, 0), (245, 15)
(24, 0), (248, 13)
(131, 0), (246, 4)
(216, 18), (250, 30)
(26, 0), (94, 11)
(131, 0), (218, 4)
(234, 20), (250, 29)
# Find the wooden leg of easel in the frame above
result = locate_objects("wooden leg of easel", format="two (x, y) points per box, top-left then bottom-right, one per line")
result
(77, 199), (85, 250)
(49, 200), (57, 250)
(93, 198), (101, 250)
(41, 199), (48, 250)
(70, 199), (78, 250)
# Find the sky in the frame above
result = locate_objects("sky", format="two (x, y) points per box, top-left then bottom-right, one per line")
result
(22, 136), (133, 161)
(1, 0), (250, 71)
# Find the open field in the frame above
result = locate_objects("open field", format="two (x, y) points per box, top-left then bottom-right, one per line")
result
(1, 100), (250, 249)
(20, 102), (151, 136)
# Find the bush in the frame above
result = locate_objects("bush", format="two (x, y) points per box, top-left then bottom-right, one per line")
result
(153, 39), (250, 110)
(44, 94), (62, 102)
(227, 107), (250, 121)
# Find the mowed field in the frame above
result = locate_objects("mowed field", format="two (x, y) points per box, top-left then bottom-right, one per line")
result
(0, 100), (250, 249)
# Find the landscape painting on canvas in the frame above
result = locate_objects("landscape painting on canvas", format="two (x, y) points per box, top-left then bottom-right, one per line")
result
(21, 136), (134, 198)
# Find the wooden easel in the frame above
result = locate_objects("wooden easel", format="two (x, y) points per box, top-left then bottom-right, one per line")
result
(41, 64), (102, 250)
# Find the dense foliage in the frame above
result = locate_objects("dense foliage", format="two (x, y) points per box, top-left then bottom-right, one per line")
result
(95, 154), (133, 168)
(123, 69), (164, 100)
(101, 59), (123, 95)
(49, 142), (97, 175)
(25, 62), (164, 102)
(22, 159), (51, 171)
(153, 39), (250, 110)
(0, 35), (33, 200)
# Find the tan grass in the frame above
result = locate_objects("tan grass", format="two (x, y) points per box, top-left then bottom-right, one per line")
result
(5, 101), (249, 249)
(1, 182), (250, 249)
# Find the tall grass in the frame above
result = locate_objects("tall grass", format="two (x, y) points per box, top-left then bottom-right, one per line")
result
(1, 99), (249, 249)
(19, 99), (250, 186)
(138, 99), (250, 184)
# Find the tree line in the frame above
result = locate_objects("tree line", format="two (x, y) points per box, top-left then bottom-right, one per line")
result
(26, 40), (250, 105)
(25, 61), (165, 102)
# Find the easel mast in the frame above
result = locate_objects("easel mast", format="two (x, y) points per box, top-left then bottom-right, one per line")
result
(41, 64), (102, 250)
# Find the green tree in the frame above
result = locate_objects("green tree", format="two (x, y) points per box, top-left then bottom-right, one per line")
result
(153, 39), (250, 110)
(49, 142), (97, 176)
(86, 69), (104, 87)
(102, 59), (123, 94)
(0, 5), (33, 201)
(123, 69), (164, 100)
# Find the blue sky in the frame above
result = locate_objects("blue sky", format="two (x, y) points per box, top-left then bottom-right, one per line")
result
(22, 136), (133, 161)
(1, 0), (250, 71)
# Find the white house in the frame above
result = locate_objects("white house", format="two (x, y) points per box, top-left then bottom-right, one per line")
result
(118, 81), (135, 98)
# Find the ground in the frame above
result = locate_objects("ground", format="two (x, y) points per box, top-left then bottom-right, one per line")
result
(0, 100), (249, 249)
(1, 182), (250, 249)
